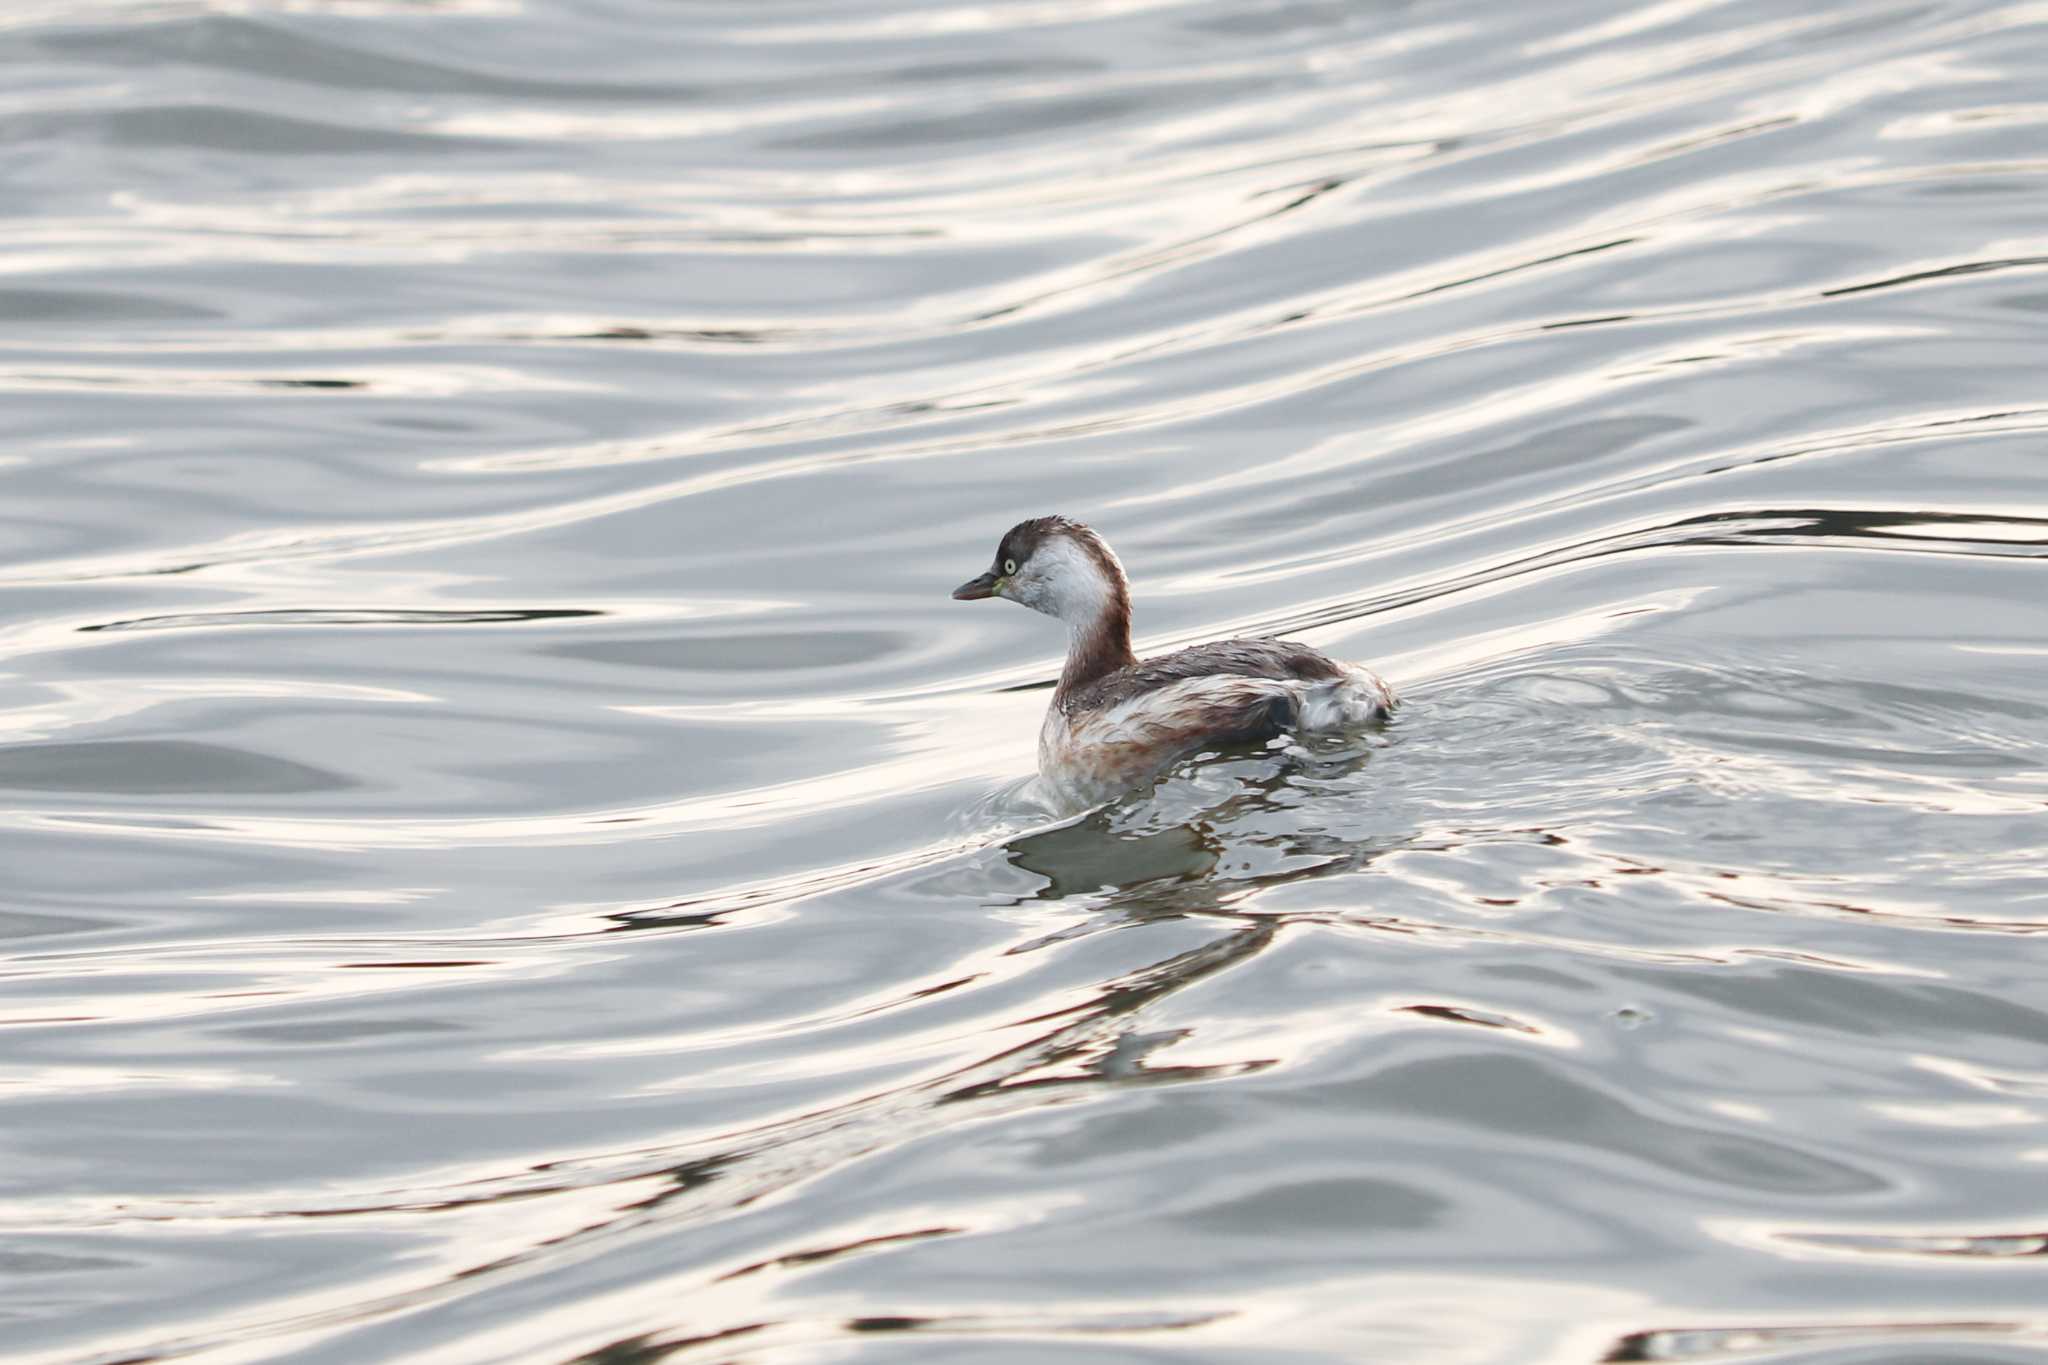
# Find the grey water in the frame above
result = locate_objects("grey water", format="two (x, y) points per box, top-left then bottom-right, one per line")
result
(3, 0), (2047, 1361)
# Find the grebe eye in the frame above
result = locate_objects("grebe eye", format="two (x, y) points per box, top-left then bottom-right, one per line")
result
(1003, 558), (1017, 575)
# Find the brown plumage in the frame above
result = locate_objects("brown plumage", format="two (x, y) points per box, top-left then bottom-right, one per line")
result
(1062, 638), (1344, 716)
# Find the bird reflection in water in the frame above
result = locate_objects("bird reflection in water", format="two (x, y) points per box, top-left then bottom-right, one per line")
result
(1001, 741), (1405, 921)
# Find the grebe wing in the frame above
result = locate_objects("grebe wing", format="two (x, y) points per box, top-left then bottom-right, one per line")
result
(1063, 638), (1342, 714)
(1064, 673), (1306, 758)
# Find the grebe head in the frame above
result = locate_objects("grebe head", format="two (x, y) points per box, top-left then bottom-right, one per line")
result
(951, 515), (1130, 627)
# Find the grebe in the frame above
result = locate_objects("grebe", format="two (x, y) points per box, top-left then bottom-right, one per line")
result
(953, 516), (1395, 809)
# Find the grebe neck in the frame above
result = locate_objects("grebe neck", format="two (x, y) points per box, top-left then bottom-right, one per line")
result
(1055, 602), (1135, 706)
(1018, 524), (1135, 707)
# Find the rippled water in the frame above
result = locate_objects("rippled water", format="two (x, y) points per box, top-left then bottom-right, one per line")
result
(5, 1), (2048, 1360)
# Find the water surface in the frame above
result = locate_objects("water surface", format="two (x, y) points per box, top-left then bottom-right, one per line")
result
(3, 1), (2047, 1361)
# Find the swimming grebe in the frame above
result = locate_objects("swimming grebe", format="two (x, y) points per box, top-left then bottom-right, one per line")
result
(953, 516), (1395, 809)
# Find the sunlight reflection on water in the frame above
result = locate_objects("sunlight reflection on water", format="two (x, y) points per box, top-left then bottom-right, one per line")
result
(2, 0), (2047, 1361)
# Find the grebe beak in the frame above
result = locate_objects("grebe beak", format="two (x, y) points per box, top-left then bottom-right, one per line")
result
(952, 570), (1000, 600)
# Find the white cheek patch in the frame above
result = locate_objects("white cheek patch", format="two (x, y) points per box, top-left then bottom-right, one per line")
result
(1021, 536), (1113, 623)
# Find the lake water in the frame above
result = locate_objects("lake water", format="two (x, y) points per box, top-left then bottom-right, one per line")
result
(4, 1), (2048, 1361)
